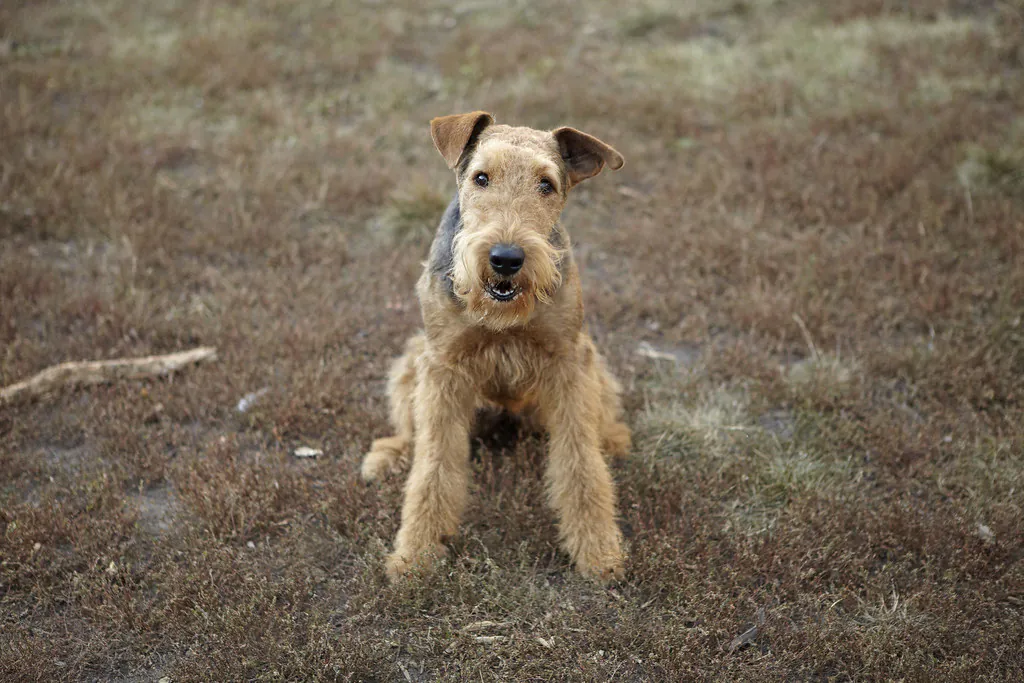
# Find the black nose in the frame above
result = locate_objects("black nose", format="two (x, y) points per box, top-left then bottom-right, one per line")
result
(489, 244), (525, 276)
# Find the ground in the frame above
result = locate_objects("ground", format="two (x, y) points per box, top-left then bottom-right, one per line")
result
(1, 0), (1022, 680)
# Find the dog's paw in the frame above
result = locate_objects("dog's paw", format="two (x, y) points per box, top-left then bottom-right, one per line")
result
(385, 543), (447, 582)
(572, 533), (625, 584)
(361, 438), (409, 482)
(575, 552), (625, 583)
(602, 422), (632, 459)
(360, 451), (395, 482)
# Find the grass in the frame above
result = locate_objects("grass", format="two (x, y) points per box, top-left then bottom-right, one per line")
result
(2, 0), (1023, 680)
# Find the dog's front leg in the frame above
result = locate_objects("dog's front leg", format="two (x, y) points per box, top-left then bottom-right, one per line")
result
(386, 362), (475, 580)
(540, 362), (625, 582)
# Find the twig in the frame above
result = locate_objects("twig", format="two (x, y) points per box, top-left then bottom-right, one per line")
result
(727, 607), (767, 654)
(461, 620), (512, 633)
(472, 635), (507, 644)
(636, 341), (678, 363)
(1, 347), (217, 406)
(791, 314), (820, 361)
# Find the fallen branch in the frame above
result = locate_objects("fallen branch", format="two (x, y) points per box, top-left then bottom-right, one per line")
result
(1, 347), (217, 406)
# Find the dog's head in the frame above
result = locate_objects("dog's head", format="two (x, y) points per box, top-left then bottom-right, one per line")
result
(431, 111), (623, 329)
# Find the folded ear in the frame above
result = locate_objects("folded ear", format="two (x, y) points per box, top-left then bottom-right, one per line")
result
(552, 127), (625, 187)
(430, 111), (495, 170)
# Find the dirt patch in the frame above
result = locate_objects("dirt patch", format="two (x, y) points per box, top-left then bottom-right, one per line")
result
(132, 486), (179, 537)
(757, 409), (796, 441)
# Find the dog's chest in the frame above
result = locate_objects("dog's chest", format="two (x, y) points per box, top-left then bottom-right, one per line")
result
(461, 335), (548, 400)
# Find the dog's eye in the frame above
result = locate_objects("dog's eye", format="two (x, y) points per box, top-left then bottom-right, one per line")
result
(539, 178), (555, 195)
(474, 172), (489, 188)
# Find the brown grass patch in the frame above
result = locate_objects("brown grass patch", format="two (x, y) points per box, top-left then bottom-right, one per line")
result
(2, 0), (1022, 680)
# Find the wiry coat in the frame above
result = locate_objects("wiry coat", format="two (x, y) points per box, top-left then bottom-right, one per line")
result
(362, 112), (630, 582)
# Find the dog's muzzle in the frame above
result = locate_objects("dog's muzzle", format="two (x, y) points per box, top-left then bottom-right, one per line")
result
(485, 244), (525, 302)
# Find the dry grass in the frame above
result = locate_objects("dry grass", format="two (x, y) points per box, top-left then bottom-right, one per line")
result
(2, 0), (1023, 680)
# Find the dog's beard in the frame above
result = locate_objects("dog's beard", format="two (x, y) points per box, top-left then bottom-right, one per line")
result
(450, 227), (564, 330)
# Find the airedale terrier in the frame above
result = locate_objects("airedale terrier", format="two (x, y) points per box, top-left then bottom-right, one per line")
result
(362, 111), (630, 582)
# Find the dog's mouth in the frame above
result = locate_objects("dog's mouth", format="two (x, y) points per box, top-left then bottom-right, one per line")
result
(484, 279), (519, 302)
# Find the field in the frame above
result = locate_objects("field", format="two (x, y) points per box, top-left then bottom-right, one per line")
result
(2, 0), (1023, 680)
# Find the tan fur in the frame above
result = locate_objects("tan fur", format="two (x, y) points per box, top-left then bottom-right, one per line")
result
(362, 112), (630, 582)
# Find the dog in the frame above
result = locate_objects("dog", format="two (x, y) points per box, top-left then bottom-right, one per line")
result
(362, 111), (631, 582)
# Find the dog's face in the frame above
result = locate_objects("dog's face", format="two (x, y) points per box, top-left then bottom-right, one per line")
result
(431, 112), (623, 330)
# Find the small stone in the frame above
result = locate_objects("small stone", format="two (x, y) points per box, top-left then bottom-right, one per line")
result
(237, 388), (269, 413)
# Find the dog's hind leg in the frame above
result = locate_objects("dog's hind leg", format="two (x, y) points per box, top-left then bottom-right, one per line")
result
(598, 379), (631, 459)
(361, 334), (424, 481)
(587, 337), (632, 459)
